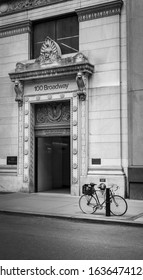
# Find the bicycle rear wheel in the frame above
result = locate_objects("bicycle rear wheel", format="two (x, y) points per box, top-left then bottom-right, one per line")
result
(110, 195), (128, 216)
(79, 195), (97, 214)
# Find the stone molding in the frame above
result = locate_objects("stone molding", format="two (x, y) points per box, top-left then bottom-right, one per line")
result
(0, 166), (17, 176)
(76, 0), (123, 22)
(0, 20), (32, 38)
(9, 63), (94, 81)
(0, 0), (72, 16)
(23, 89), (79, 194)
(9, 56), (94, 81)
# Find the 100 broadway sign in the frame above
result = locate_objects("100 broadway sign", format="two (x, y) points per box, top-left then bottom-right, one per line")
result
(34, 83), (69, 92)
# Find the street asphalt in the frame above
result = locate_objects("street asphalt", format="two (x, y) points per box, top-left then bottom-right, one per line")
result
(0, 192), (143, 226)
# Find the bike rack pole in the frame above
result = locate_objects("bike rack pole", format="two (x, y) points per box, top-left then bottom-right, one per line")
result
(106, 187), (110, 216)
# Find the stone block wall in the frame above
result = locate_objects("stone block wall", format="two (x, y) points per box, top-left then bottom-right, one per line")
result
(78, 1), (128, 195)
(0, 27), (30, 191)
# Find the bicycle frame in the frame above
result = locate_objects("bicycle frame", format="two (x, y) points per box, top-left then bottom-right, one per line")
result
(93, 188), (114, 209)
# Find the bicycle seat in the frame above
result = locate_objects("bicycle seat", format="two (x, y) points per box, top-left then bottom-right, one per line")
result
(90, 182), (96, 187)
(98, 183), (106, 191)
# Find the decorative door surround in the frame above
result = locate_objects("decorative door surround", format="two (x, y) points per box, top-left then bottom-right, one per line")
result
(9, 37), (94, 195)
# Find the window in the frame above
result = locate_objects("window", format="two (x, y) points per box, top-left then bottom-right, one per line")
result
(32, 14), (79, 58)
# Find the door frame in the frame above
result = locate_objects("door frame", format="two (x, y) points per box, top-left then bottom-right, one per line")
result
(23, 93), (79, 195)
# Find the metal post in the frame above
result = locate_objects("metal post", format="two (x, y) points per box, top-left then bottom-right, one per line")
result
(106, 187), (110, 216)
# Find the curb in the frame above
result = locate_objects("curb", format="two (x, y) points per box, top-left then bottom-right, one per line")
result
(0, 209), (143, 227)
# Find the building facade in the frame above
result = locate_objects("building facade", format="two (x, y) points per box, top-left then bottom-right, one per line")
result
(0, 0), (142, 199)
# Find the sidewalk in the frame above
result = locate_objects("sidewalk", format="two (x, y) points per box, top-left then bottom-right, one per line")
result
(0, 192), (143, 226)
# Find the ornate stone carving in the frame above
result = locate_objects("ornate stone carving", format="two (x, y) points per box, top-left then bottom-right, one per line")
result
(24, 150), (28, 155)
(25, 97), (29, 102)
(73, 177), (78, 184)
(73, 163), (78, 169)
(24, 163), (28, 169)
(73, 106), (78, 112)
(35, 101), (70, 125)
(29, 104), (35, 191)
(37, 37), (61, 66)
(73, 148), (78, 155)
(74, 53), (88, 63)
(60, 93), (65, 99)
(10, 39), (94, 80)
(73, 134), (77, 140)
(0, 3), (8, 13)
(24, 136), (28, 142)
(76, 72), (86, 101)
(73, 120), (77, 126)
(15, 62), (25, 72)
(24, 175), (28, 182)
(0, 0), (71, 16)
(36, 96), (40, 101)
(14, 79), (24, 106)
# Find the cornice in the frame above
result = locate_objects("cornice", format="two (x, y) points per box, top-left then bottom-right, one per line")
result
(0, 0), (72, 16)
(9, 62), (94, 81)
(76, 0), (123, 22)
(0, 20), (32, 38)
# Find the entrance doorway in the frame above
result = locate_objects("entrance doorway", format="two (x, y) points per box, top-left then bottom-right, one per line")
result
(35, 136), (70, 193)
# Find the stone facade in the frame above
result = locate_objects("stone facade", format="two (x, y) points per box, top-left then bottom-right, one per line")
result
(0, 0), (139, 198)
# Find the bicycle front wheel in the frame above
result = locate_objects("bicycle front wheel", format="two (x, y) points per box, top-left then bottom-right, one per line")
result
(79, 195), (97, 214)
(110, 195), (128, 216)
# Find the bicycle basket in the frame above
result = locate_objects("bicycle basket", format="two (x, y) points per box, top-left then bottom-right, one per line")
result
(82, 184), (94, 195)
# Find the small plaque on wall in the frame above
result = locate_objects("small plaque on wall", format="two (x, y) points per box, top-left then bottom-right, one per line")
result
(100, 178), (106, 182)
(7, 156), (17, 165)
(92, 158), (101, 165)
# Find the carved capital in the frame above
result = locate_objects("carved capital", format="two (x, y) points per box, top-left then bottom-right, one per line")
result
(14, 79), (24, 106)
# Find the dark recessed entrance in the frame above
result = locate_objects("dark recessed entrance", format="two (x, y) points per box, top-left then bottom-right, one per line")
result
(35, 136), (70, 193)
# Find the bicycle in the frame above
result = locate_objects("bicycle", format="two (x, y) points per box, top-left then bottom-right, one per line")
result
(79, 182), (128, 216)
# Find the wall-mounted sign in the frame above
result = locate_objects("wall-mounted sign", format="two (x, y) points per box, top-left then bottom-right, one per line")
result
(100, 178), (106, 182)
(34, 83), (69, 92)
(7, 156), (17, 165)
(24, 79), (77, 96)
(92, 158), (101, 165)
